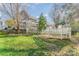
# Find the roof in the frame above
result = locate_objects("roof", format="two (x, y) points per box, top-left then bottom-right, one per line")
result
(20, 10), (29, 20)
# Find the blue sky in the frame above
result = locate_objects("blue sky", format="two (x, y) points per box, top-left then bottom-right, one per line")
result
(27, 3), (53, 23)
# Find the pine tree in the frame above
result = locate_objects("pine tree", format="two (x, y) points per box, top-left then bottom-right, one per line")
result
(38, 13), (47, 32)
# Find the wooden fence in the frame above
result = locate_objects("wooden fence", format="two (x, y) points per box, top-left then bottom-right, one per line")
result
(42, 27), (71, 39)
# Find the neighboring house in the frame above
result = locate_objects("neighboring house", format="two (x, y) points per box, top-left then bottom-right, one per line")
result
(19, 10), (38, 33)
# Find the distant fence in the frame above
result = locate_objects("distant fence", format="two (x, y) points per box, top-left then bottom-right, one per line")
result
(42, 27), (71, 39)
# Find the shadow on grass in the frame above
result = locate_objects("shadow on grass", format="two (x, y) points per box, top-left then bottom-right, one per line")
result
(0, 48), (48, 56)
(33, 37), (50, 50)
(27, 37), (73, 56)
(33, 37), (73, 51)
(41, 38), (73, 49)
(27, 48), (49, 56)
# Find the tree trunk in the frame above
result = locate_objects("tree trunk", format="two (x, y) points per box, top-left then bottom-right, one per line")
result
(16, 3), (20, 34)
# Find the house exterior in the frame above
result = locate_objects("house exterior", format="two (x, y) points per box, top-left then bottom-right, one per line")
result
(19, 10), (38, 33)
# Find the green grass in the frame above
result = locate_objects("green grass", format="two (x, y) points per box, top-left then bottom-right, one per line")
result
(0, 34), (78, 56)
(0, 35), (48, 56)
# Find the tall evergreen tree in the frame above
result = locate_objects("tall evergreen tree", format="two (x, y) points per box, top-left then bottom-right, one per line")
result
(38, 13), (47, 32)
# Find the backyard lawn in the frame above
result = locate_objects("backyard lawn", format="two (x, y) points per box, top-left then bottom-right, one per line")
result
(0, 34), (79, 56)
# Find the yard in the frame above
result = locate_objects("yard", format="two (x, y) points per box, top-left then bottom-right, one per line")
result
(0, 33), (79, 56)
(0, 3), (79, 56)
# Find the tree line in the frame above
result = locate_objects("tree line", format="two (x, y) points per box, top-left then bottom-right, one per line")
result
(0, 3), (79, 34)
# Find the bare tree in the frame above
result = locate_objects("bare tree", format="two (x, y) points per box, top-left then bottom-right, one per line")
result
(50, 3), (79, 27)
(50, 4), (64, 28)
(0, 3), (28, 33)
